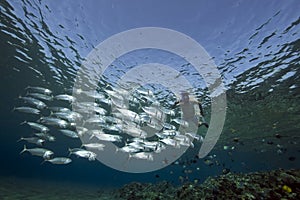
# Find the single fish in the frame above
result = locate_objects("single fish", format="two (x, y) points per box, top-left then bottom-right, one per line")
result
(97, 98), (111, 105)
(89, 130), (122, 142)
(142, 106), (158, 117)
(19, 96), (47, 109)
(147, 117), (164, 130)
(13, 106), (40, 115)
(55, 94), (76, 103)
(139, 113), (151, 124)
(162, 123), (176, 130)
(161, 107), (175, 116)
(129, 152), (154, 161)
(161, 130), (180, 137)
(171, 118), (189, 128)
(155, 132), (168, 139)
(102, 124), (122, 132)
(75, 102), (99, 108)
(93, 107), (107, 115)
(26, 86), (52, 95)
(52, 112), (76, 122)
(39, 117), (68, 128)
(27, 92), (53, 101)
(110, 97), (128, 109)
(48, 107), (70, 112)
(82, 90), (105, 99)
(184, 138), (195, 150)
(116, 145), (140, 153)
(81, 143), (105, 150)
(174, 134), (190, 142)
(76, 126), (88, 136)
(59, 129), (79, 138)
(85, 116), (106, 124)
(185, 132), (202, 141)
(136, 88), (154, 96)
(160, 138), (180, 148)
(153, 142), (166, 153)
(18, 137), (45, 146)
(174, 135), (194, 147)
(22, 121), (49, 133)
(142, 106), (165, 121)
(104, 89), (124, 100)
(116, 108), (139, 119)
(127, 141), (145, 150)
(68, 148), (96, 161)
(34, 132), (56, 142)
(122, 125), (147, 138)
(20, 145), (53, 159)
(43, 157), (72, 165)
(104, 116), (123, 124)
(142, 141), (160, 151)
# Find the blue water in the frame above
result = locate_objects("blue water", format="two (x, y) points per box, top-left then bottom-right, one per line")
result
(0, 0), (299, 188)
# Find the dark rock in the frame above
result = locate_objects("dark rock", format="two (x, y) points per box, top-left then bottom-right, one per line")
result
(289, 156), (296, 161)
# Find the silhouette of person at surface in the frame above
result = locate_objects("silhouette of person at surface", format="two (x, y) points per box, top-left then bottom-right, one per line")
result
(172, 91), (209, 128)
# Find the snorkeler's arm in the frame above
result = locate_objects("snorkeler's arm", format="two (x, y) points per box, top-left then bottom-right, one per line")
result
(198, 102), (205, 116)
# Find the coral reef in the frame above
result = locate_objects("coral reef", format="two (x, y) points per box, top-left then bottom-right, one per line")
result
(116, 169), (300, 200)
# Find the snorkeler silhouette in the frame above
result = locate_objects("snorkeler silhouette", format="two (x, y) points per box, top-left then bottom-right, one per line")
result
(172, 91), (209, 128)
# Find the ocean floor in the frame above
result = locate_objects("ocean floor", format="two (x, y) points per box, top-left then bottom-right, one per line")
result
(1, 169), (299, 200)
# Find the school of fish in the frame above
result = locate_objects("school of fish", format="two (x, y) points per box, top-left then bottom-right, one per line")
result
(15, 83), (203, 165)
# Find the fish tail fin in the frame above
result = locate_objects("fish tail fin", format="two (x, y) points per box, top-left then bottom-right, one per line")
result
(104, 82), (110, 89)
(68, 148), (72, 157)
(128, 154), (132, 161)
(20, 121), (27, 125)
(137, 102), (142, 111)
(89, 134), (94, 140)
(20, 145), (27, 154)
(14, 95), (21, 101)
(11, 107), (16, 112)
(40, 160), (47, 165)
